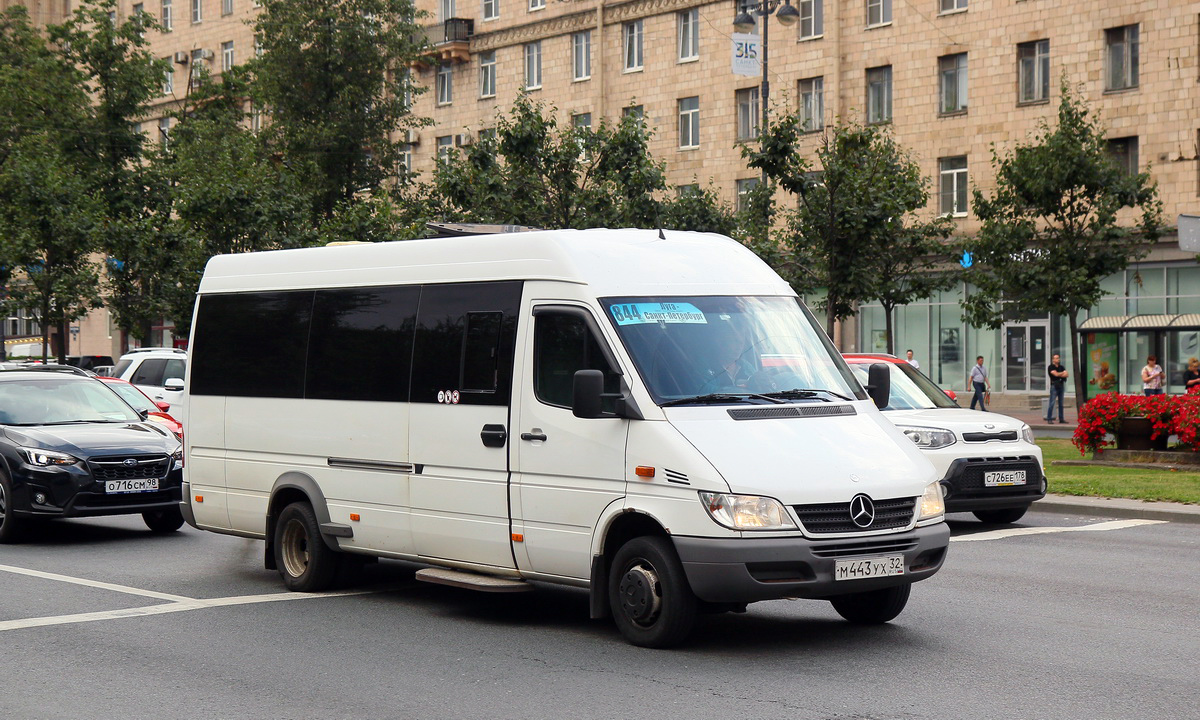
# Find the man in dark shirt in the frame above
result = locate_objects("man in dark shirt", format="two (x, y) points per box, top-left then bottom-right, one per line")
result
(1046, 353), (1068, 423)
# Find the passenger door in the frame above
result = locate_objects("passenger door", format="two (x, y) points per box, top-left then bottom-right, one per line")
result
(408, 282), (522, 569)
(511, 304), (628, 580)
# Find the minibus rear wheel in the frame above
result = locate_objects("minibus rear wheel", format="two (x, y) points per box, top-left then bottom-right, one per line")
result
(829, 583), (911, 624)
(275, 501), (339, 592)
(609, 536), (698, 648)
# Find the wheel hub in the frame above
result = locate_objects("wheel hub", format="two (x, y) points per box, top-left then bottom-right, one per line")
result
(280, 518), (310, 578)
(618, 564), (661, 625)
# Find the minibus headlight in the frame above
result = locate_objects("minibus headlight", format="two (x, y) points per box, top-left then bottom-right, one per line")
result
(18, 447), (80, 467)
(1021, 424), (1035, 445)
(918, 481), (945, 520)
(699, 492), (798, 531)
(896, 425), (956, 450)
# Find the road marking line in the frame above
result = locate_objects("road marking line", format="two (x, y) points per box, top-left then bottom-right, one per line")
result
(951, 519), (1167, 543)
(0, 589), (378, 633)
(0, 563), (195, 602)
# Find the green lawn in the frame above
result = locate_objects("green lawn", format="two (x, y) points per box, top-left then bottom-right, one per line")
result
(1038, 438), (1200, 505)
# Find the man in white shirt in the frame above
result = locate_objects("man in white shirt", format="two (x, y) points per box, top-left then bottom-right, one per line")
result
(905, 350), (920, 370)
(969, 356), (990, 411)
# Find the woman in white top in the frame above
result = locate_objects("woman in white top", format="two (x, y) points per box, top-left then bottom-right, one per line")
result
(1141, 355), (1164, 396)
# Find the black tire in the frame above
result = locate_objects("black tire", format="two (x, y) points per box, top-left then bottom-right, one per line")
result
(142, 506), (185, 533)
(0, 471), (24, 544)
(973, 506), (1029, 524)
(608, 536), (698, 648)
(273, 501), (339, 592)
(830, 583), (911, 624)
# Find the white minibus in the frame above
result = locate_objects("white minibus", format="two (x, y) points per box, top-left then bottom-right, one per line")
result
(181, 228), (949, 647)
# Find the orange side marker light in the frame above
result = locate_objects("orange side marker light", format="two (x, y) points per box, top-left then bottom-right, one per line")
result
(512, 533), (524, 543)
(194, 495), (203, 503)
(635, 466), (655, 479)
(350, 513), (361, 522)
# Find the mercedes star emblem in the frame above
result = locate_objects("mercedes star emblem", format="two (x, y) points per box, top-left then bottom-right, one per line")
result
(849, 494), (875, 528)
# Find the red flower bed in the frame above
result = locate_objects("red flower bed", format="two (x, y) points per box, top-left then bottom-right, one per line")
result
(1073, 391), (1200, 455)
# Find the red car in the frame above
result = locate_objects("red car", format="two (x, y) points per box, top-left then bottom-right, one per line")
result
(97, 376), (184, 440)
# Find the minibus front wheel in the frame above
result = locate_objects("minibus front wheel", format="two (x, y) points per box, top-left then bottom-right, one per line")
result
(275, 501), (339, 592)
(609, 536), (698, 648)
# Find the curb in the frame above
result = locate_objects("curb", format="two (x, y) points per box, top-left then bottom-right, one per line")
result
(1034, 494), (1200, 525)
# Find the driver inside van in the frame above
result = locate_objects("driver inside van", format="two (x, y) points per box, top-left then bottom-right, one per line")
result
(700, 325), (757, 393)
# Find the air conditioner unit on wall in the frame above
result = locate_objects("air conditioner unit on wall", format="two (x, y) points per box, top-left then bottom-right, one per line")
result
(403, 129), (420, 145)
(198, 48), (214, 61)
(173, 51), (188, 63)
(455, 132), (472, 147)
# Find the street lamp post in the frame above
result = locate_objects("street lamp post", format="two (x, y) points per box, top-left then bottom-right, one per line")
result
(733, 0), (799, 185)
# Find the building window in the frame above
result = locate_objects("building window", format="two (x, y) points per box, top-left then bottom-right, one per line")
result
(1107, 137), (1139, 176)
(221, 0), (232, 15)
(940, 0), (966, 12)
(573, 31), (591, 81)
(220, 41), (234, 72)
(866, 0), (890, 26)
(158, 117), (171, 148)
(162, 65), (174, 95)
(436, 135), (454, 163)
(736, 87), (760, 141)
(482, 0), (498, 20)
(254, 34), (263, 58)
(798, 76), (824, 131)
(440, 0), (455, 21)
(939, 156), (968, 216)
(161, 0), (172, 31)
(1106, 25), (1139, 91)
(866, 65), (892, 123)
(133, 3), (144, 16)
(1017, 40), (1049, 104)
(479, 50), (496, 98)
(678, 9), (698, 62)
(623, 104), (643, 119)
(191, 0), (201, 23)
(736, 178), (760, 213)
(436, 63), (453, 105)
(399, 144), (412, 176)
(624, 20), (643, 72)
(572, 112), (592, 130)
(678, 96), (699, 149)
(524, 41), (542, 90)
(528, 0), (544, 10)
(190, 48), (205, 88)
(939, 53), (968, 114)
(799, 0), (822, 39)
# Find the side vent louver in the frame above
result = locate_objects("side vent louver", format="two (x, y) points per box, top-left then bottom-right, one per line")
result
(664, 469), (690, 485)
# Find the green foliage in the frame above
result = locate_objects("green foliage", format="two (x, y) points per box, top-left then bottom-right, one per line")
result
(745, 117), (955, 343)
(963, 83), (1163, 329)
(434, 96), (736, 233)
(250, 0), (427, 220)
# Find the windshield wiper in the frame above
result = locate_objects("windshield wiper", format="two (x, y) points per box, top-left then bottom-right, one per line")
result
(661, 393), (787, 407)
(761, 388), (854, 402)
(40, 419), (122, 426)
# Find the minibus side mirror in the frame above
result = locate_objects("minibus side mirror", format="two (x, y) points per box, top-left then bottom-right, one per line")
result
(573, 369), (605, 419)
(866, 363), (890, 410)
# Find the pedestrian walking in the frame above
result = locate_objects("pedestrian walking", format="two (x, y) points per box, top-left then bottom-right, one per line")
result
(1141, 355), (1164, 395)
(1046, 353), (1068, 423)
(905, 349), (920, 370)
(969, 356), (990, 411)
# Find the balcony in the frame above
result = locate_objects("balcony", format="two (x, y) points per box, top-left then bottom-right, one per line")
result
(416, 18), (474, 65)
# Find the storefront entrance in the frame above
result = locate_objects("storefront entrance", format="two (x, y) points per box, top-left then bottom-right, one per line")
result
(1004, 322), (1049, 393)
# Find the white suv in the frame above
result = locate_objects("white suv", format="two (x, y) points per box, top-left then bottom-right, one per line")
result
(113, 348), (188, 423)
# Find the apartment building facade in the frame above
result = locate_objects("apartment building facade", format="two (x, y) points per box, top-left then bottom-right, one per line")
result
(8, 0), (1199, 398)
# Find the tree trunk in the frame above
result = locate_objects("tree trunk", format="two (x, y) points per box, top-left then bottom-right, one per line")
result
(57, 318), (68, 364)
(883, 303), (895, 355)
(1069, 310), (1086, 414)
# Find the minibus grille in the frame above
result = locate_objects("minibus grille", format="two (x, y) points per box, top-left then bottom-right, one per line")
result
(792, 497), (916, 534)
(728, 405), (856, 421)
(809, 537), (919, 558)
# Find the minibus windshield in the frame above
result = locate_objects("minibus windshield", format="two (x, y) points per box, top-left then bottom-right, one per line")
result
(602, 296), (865, 405)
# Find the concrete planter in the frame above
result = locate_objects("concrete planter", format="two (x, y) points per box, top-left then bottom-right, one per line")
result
(1115, 417), (1169, 452)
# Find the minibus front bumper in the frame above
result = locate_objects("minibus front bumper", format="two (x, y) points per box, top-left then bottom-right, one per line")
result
(672, 523), (950, 604)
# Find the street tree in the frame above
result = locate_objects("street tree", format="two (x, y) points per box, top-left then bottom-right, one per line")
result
(963, 83), (1163, 408)
(745, 116), (956, 344)
(249, 0), (427, 222)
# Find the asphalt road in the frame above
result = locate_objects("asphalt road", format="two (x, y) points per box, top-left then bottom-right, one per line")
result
(1, 508), (1196, 720)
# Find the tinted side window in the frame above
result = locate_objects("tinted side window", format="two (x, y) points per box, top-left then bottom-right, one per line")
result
(411, 282), (521, 405)
(307, 286), (420, 402)
(534, 313), (621, 410)
(191, 291), (314, 397)
(131, 359), (167, 386)
(163, 359), (186, 382)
